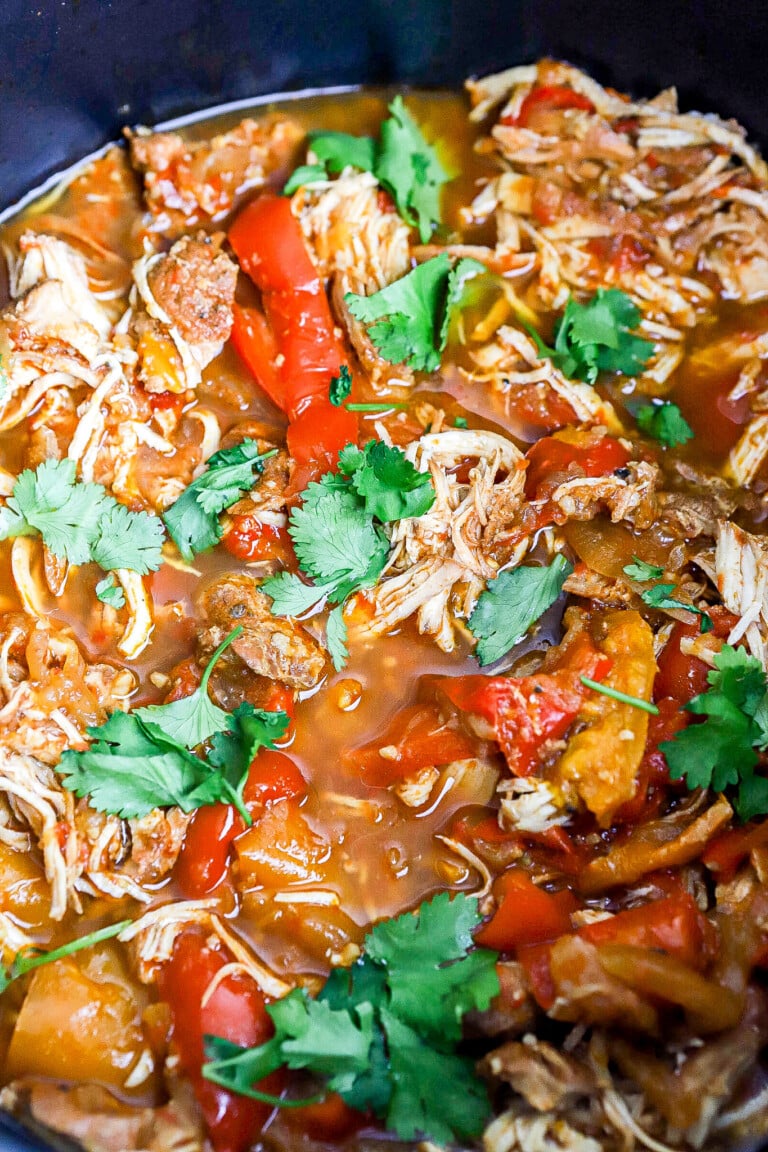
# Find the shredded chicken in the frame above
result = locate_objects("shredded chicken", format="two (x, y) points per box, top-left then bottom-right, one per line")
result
(715, 519), (768, 669)
(363, 429), (528, 651)
(131, 234), (237, 392)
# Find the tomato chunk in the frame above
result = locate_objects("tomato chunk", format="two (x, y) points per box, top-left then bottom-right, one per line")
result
(655, 621), (710, 705)
(344, 703), (478, 786)
(703, 821), (768, 878)
(525, 434), (631, 501)
(475, 869), (577, 951)
(243, 749), (307, 807)
(224, 516), (293, 564)
(578, 892), (715, 968)
(440, 635), (610, 777)
(158, 929), (280, 1152)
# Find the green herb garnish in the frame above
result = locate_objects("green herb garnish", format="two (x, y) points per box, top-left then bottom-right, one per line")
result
(345, 254), (485, 372)
(289, 98), (452, 242)
(468, 555), (573, 666)
(528, 288), (653, 384)
(580, 675), (659, 715)
(636, 401), (694, 447)
(262, 441), (434, 670)
(0, 459), (164, 573)
(661, 644), (768, 820)
(203, 892), (499, 1144)
(58, 628), (289, 823)
(0, 920), (132, 996)
(163, 440), (276, 561)
(95, 573), (126, 609)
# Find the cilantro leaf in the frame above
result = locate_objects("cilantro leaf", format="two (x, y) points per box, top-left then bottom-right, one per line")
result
(661, 644), (768, 820)
(0, 919), (132, 997)
(95, 573), (126, 609)
(366, 889), (480, 968)
(58, 711), (227, 819)
(208, 701), (291, 801)
(1, 459), (109, 564)
(283, 163), (329, 195)
(376, 96), (452, 243)
(329, 365), (353, 406)
(135, 627), (241, 748)
(163, 440), (272, 560)
(348, 440), (435, 522)
(55, 629), (286, 824)
(440, 257), (487, 347)
(263, 441), (433, 669)
(380, 1008), (491, 1143)
(531, 288), (653, 384)
(202, 892), (499, 1146)
(306, 102), (450, 242)
(289, 484), (389, 584)
(91, 502), (164, 574)
(260, 571), (336, 617)
(639, 582), (713, 632)
(623, 557), (664, 582)
(308, 130), (377, 174)
(468, 555), (573, 666)
(0, 459), (165, 575)
(326, 605), (349, 672)
(345, 255), (484, 372)
(636, 401), (694, 447)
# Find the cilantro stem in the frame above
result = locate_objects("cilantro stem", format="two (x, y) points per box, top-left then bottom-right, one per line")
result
(220, 778), (253, 827)
(1, 919), (132, 994)
(345, 402), (408, 412)
(200, 625), (244, 696)
(202, 1065), (324, 1108)
(580, 676), (659, 715)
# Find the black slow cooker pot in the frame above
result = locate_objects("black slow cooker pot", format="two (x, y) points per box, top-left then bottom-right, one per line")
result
(0, 1), (767, 1148)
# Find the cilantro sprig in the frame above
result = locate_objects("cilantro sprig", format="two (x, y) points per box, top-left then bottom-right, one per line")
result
(58, 628), (289, 823)
(345, 254), (485, 372)
(95, 573), (126, 609)
(468, 555), (573, 666)
(0, 459), (164, 574)
(328, 365), (407, 413)
(661, 645), (768, 820)
(528, 288), (653, 384)
(580, 675), (659, 715)
(636, 400), (693, 448)
(0, 919), (132, 997)
(203, 892), (499, 1143)
(262, 441), (435, 670)
(286, 97), (452, 242)
(622, 559), (713, 633)
(163, 440), (276, 561)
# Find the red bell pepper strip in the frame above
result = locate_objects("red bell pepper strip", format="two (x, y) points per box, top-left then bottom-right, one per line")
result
(229, 195), (358, 480)
(440, 633), (610, 777)
(230, 303), (284, 411)
(157, 929), (282, 1152)
(229, 196), (346, 414)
